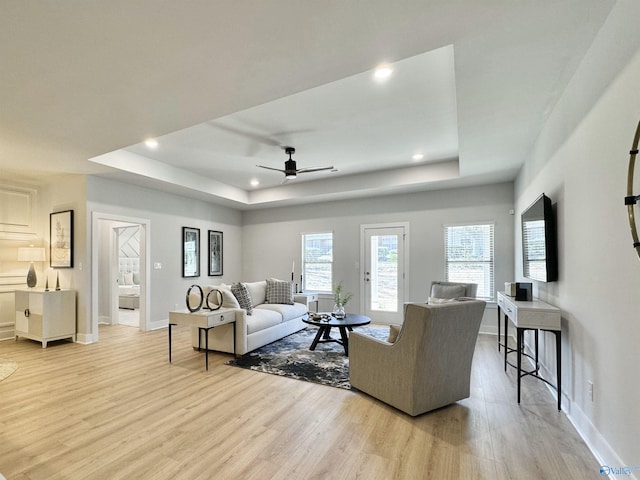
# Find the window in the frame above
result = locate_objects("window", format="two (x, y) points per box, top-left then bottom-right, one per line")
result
(302, 232), (333, 292)
(444, 223), (494, 301)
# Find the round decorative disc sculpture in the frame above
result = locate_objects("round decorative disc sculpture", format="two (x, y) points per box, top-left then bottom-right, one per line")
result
(625, 120), (640, 261)
(186, 284), (204, 312)
(205, 289), (223, 311)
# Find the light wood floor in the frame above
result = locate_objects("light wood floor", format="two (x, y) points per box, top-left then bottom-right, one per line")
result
(0, 325), (598, 479)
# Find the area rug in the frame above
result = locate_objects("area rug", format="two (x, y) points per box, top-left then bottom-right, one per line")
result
(227, 325), (389, 389)
(0, 359), (18, 383)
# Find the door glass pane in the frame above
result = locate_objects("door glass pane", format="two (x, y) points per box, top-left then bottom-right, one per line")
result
(370, 235), (398, 312)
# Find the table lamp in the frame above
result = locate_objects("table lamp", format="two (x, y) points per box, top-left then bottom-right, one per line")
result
(18, 246), (46, 288)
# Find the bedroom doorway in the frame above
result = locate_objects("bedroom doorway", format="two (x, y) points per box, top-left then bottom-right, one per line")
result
(114, 224), (141, 328)
(91, 212), (150, 342)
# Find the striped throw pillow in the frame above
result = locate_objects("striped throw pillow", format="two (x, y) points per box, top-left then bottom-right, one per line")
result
(231, 282), (253, 315)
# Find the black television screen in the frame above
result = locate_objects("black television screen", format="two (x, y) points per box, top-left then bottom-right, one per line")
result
(521, 193), (558, 282)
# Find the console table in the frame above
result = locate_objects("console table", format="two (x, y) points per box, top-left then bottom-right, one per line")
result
(168, 308), (236, 370)
(497, 291), (562, 410)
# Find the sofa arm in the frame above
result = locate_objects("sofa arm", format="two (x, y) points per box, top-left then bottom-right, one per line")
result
(232, 308), (249, 354)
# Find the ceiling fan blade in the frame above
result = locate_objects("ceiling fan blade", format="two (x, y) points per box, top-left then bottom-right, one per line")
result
(296, 166), (334, 174)
(257, 165), (286, 173)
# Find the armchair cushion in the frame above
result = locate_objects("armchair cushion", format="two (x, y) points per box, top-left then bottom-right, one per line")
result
(430, 284), (465, 299)
(387, 324), (401, 343)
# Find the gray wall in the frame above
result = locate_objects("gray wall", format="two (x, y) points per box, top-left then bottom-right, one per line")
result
(86, 176), (243, 332)
(243, 182), (515, 331)
(514, 0), (640, 469)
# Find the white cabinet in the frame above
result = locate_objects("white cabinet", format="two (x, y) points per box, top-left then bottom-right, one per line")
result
(15, 289), (76, 348)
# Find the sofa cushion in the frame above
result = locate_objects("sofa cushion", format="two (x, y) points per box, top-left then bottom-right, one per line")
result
(231, 282), (253, 315)
(265, 278), (294, 305)
(246, 308), (282, 334)
(244, 280), (267, 306)
(256, 302), (307, 322)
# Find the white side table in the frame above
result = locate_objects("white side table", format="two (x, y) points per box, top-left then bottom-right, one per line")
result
(497, 291), (562, 410)
(168, 307), (236, 370)
(295, 292), (319, 312)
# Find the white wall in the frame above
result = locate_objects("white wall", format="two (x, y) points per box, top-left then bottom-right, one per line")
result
(515, 0), (640, 469)
(40, 175), (89, 338)
(242, 182), (515, 331)
(86, 176), (243, 334)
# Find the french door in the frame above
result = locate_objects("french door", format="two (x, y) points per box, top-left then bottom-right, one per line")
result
(361, 224), (408, 324)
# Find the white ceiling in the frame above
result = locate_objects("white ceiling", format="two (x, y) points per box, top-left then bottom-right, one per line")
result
(0, 1), (615, 209)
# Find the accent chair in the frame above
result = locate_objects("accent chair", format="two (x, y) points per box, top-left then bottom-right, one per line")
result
(349, 300), (486, 416)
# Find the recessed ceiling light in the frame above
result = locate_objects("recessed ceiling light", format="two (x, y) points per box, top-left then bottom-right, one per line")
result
(412, 153), (425, 161)
(250, 179), (260, 187)
(374, 66), (393, 80)
(145, 139), (158, 149)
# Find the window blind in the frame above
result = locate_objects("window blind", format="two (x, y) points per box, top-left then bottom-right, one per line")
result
(302, 232), (333, 292)
(444, 223), (495, 300)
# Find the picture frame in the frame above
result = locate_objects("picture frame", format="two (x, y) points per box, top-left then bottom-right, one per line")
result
(50, 210), (74, 268)
(208, 230), (223, 276)
(182, 227), (200, 278)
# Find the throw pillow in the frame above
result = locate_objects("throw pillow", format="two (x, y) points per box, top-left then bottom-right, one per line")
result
(231, 282), (253, 315)
(124, 272), (134, 285)
(217, 284), (241, 309)
(265, 278), (294, 305)
(132, 272), (140, 285)
(430, 284), (466, 299)
(387, 324), (401, 343)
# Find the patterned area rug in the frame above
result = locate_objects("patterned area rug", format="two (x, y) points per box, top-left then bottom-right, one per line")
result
(227, 325), (389, 389)
(0, 359), (18, 383)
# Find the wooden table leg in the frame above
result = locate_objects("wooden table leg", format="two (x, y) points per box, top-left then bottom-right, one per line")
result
(339, 327), (349, 356)
(310, 326), (328, 350)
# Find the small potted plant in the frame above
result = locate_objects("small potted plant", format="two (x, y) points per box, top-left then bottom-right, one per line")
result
(333, 281), (353, 319)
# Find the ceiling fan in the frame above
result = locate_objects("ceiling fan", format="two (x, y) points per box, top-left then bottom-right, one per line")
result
(257, 147), (333, 179)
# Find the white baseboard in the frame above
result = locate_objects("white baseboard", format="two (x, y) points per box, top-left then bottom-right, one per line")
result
(75, 332), (94, 344)
(150, 319), (168, 331)
(566, 401), (637, 480)
(517, 338), (635, 480)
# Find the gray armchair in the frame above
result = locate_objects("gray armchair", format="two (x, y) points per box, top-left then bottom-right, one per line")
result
(349, 300), (486, 416)
(429, 280), (478, 300)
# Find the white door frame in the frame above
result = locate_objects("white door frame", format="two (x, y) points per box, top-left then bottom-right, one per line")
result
(91, 212), (151, 342)
(359, 222), (410, 324)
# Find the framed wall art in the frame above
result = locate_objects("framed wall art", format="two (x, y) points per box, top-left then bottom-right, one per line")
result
(50, 210), (74, 268)
(208, 230), (223, 276)
(182, 227), (200, 278)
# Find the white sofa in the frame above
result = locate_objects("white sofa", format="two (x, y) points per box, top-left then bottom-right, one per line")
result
(189, 280), (309, 355)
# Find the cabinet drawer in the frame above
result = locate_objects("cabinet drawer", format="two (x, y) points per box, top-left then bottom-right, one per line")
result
(209, 312), (234, 326)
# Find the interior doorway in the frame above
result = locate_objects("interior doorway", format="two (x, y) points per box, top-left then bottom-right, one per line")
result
(360, 223), (410, 325)
(113, 224), (141, 328)
(91, 212), (151, 342)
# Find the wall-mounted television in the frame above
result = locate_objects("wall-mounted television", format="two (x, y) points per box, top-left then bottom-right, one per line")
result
(521, 193), (558, 282)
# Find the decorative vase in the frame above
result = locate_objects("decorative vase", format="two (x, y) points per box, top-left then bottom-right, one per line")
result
(333, 303), (346, 319)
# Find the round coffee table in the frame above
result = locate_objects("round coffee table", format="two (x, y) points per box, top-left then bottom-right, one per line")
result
(303, 313), (371, 356)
